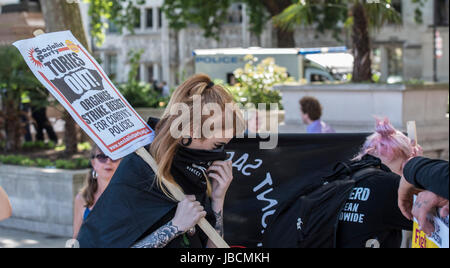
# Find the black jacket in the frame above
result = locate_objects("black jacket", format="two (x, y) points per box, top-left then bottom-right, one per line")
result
(403, 156), (449, 199)
(76, 152), (215, 248)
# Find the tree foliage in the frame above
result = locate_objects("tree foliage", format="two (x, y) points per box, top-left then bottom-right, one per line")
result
(274, 0), (404, 41)
(0, 46), (43, 151)
(162, 0), (232, 39)
(86, 0), (145, 46)
(272, 0), (427, 82)
(118, 49), (168, 108)
(228, 55), (292, 109)
(86, 0), (292, 42)
(161, 0), (290, 42)
(85, 0), (294, 46)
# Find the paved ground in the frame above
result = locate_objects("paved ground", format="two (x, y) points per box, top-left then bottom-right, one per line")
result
(0, 227), (70, 248)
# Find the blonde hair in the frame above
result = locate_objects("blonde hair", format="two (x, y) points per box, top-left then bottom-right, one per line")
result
(150, 74), (244, 199)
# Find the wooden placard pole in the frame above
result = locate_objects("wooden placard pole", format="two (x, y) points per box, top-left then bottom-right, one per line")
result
(406, 121), (418, 144)
(402, 121), (418, 248)
(135, 148), (230, 248)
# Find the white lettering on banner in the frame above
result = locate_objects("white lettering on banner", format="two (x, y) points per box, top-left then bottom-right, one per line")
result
(256, 187), (278, 212)
(227, 152), (280, 247)
(242, 159), (263, 176)
(252, 170), (278, 237)
(253, 172), (273, 192)
(226, 152), (263, 177)
(261, 210), (276, 230)
(232, 153), (248, 171)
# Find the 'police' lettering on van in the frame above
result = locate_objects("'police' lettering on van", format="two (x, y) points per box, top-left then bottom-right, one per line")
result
(195, 56), (239, 64)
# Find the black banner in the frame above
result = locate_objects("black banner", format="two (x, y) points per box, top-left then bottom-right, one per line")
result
(224, 133), (370, 248)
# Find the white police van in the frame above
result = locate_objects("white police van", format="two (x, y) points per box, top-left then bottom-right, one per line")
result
(193, 46), (353, 84)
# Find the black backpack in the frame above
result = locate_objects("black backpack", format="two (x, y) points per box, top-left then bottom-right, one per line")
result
(262, 156), (385, 248)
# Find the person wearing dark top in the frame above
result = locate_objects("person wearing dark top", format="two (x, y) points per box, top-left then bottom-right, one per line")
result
(31, 105), (58, 144)
(76, 74), (244, 248)
(336, 155), (413, 248)
(337, 118), (422, 248)
(28, 89), (58, 144)
(403, 157), (448, 199)
(398, 157), (449, 235)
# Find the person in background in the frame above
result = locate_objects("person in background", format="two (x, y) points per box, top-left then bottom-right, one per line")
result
(0, 111), (5, 141)
(151, 79), (162, 94)
(398, 156), (449, 235)
(336, 118), (422, 248)
(246, 110), (261, 134)
(72, 145), (122, 239)
(162, 81), (170, 97)
(20, 92), (32, 142)
(0, 186), (12, 221)
(299, 96), (335, 133)
(31, 104), (58, 144)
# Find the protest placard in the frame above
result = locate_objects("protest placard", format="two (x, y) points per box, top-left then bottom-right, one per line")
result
(13, 30), (154, 160)
(412, 195), (449, 248)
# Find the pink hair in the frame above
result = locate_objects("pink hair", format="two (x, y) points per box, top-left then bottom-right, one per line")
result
(353, 118), (419, 162)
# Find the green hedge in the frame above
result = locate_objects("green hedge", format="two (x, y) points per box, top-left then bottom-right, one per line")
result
(22, 141), (56, 150)
(0, 154), (90, 170)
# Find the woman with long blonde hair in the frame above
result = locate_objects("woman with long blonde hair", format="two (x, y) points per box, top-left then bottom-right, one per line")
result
(77, 74), (244, 248)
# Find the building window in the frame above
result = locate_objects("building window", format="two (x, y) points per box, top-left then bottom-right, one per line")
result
(158, 8), (163, 28)
(435, 0), (449, 26)
(391, 0), (402, 15)
(386, 46), (403, 83)
(384, 0), (402, 25)
(106, 54), (118, 81)
(134, 8), (141, 29)
(146, 8), (153, 28)
(147, 65), (154, 82)
(228, 3), (243, 24)
(107, 20), (119, 33)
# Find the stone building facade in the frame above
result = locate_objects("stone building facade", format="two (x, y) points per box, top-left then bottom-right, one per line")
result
(79, 0), (271, 88)
(1, 0), (448, 86)
(85, 0), (448, 88)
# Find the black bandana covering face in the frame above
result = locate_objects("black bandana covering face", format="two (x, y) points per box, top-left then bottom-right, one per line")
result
(171, 145), (228, 195)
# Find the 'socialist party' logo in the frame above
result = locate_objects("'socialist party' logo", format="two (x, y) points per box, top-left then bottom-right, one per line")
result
(28, 40), (80, 68)
(28, 39), (105, 104)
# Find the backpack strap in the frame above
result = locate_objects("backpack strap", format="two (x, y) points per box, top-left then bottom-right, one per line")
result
(333, 161), (352, 175)
(322, 161), (353, 182)
(351, 167), (382, 183)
